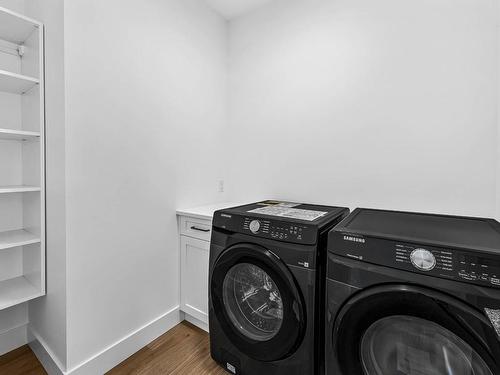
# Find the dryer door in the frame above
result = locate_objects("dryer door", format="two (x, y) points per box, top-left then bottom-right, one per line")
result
(332, 285), (500, 375)
(211, 243), (306, 361)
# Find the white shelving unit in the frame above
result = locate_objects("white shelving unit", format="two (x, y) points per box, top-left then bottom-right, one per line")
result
(0, 7), (45, 310)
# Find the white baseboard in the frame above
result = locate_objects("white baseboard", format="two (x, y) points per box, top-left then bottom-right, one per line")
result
(0, 324), (27, 356)
(29, 306), (181, 375)
(184, 313), (209, 333)
(29, 336), (64, 375)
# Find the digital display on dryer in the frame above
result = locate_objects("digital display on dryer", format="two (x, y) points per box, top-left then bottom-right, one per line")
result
(457, 255), (500, 286)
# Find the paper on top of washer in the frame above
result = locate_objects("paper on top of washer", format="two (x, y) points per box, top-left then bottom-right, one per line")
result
(256, 201), (301, 208)
(247, 206), (328, 221)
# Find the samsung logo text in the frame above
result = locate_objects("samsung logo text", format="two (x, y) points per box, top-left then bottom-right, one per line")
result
(343, 236), (365, 244)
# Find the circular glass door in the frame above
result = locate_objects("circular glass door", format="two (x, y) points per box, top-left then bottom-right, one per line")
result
(222, 263), (284, 341)
(361, 315), (493, 375)
(331, 286), (500, 375)
(210, 243), (306, 361)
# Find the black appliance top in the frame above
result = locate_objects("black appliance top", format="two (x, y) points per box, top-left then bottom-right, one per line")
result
(334, 208), (500, 254)
(213, 200), (349, 245)
(218, 201), (348, 228)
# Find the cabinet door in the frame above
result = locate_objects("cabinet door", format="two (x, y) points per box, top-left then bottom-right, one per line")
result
(180, 236), (210, 324)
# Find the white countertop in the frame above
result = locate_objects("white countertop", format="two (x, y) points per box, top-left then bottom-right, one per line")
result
(176, 202), (246, 221)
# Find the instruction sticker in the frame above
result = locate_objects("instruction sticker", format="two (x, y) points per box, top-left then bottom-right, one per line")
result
(248, 206), (327, 221)
(256, 201), (300, 207)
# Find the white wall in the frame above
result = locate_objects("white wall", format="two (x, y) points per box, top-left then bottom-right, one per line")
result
(228, 0), (498, 218)
(64, 0), (227, 369)
(25, 0), (67, 368)
(497, 131), (500, 219)
(497, 0), (500, 221)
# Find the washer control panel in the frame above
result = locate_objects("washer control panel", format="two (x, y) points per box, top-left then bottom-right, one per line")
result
(241, 217), (311, 243)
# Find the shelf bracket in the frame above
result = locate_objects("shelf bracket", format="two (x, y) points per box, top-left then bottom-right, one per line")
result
(17, 45), (25, 57)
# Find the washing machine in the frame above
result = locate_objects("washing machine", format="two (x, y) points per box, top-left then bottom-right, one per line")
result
(326, 208), (500, 375)
(209, 201), (349, 375)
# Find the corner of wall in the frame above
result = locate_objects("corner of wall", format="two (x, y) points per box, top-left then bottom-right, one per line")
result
(497, 0), (500, 221)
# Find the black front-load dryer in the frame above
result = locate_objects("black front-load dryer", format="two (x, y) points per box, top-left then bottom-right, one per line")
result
(326, 208), (500, 375)
(209, 201), (349, 375)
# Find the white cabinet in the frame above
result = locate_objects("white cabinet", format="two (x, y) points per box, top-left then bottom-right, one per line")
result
(177, 202), (243, 332)
(180, 236), (210, 324)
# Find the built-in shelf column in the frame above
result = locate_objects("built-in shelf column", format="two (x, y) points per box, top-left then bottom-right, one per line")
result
(0, 6), (45, 311)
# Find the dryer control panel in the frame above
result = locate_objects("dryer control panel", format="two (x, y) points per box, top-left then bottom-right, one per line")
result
(394, 244), (500, 287)
(330, 233), (500, 289)
(456, 255), (500, 286)
(394, 243), (500, 288)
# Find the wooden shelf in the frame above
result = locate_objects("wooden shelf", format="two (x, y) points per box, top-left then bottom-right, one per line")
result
(0, 128), (40, 141)
(0, 185), (41, 194)
(0, 6), (40, 44)
(0, 69), (39, 94)
(0, 276), (41, 310)
(0, 229), (40, 250)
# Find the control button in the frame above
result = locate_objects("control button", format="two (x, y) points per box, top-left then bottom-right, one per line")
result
(249, 220), (261, 234)
(491, 278), (500, 286)
(459, 272), (476, 281)
(459, 272), (469, 279)
(410, 249), (436, 271)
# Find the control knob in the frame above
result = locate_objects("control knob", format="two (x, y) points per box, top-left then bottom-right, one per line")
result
(249, 220), (261, 234)
(410, 248), (436, 271)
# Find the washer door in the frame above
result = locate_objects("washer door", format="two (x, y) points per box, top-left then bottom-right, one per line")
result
(211, 243), (306, 361)
(332, 285), (499, 375)
(222, 263), (284, 342)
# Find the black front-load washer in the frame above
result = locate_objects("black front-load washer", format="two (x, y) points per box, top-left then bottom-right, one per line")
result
(326, 208), (500, 375)
(209, 201), (349, 375)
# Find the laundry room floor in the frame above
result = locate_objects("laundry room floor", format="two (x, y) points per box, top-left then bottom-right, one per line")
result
(108, 322), (226, 375)
(0, 345), (47, 375)
(0, 322), (226, 375)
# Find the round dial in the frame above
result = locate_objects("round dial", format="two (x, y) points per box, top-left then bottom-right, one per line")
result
(410, 248), (436, 271)
(249, 220), (261, 234)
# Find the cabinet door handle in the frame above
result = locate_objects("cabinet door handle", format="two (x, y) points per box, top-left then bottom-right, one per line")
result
(191, 226), (210, 233)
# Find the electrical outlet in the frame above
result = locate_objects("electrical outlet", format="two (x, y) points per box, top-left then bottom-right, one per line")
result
(218, 179), (224, 193)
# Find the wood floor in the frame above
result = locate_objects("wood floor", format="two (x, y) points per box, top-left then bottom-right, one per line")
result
(0, 345), (47, 375)
(0, 322), (227, 375)
(107, 322), (227, 375)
